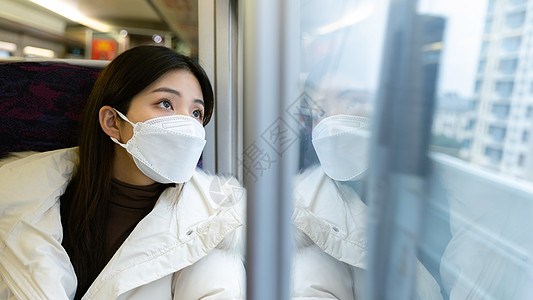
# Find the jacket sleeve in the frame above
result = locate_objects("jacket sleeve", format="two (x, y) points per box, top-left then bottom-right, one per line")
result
(171, 248), (245, 300)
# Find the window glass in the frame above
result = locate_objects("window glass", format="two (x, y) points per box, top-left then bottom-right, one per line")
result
(495, 80), (515, 97)
(523, 130), (530, 143)
(501, 36), (521, 53)
(295, 0), (383, 298)
(505, 11), (526, 30)
(0, 49), (10, 58)
(425, 0), (533, 299)
(295, 1), (533, 299)
(488, 124), (507, 142)
(498, 58), (518, 75)
(484, 18), (493, 34)
(527, 105), (533, 118)
(491, 103), (511, 119)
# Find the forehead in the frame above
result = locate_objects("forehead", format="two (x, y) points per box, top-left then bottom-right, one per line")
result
(149, 69), (199, 87)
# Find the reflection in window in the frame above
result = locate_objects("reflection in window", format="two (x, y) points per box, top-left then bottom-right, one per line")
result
(488, 125), (507, 142)
(498, 58), (518, 75)
(501, 36), (521, 52)
(492, 103), (511, 119)
(495, 81), (514, 97)
(523, 130), (530, 143)
(485, 146), (504, 163)
(505, 11), (526, 29)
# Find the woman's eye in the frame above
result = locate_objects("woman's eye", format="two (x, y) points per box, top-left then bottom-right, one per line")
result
(192, 109), (203, 120)
(158, 100), (172, 109)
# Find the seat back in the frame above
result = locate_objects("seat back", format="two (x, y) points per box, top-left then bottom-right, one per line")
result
(0, 60), (106, 158)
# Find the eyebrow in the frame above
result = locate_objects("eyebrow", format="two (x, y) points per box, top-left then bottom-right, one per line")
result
(152, 87), (205, 107)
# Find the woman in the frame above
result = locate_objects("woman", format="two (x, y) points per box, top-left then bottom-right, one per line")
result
(0, 46), (245, 299)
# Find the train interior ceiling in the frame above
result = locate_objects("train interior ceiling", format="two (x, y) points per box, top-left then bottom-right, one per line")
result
(0, 0), (198, 60)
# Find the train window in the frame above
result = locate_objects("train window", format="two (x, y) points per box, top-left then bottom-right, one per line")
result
(0, 41), (16, 57)
(422, 0), (533, 299)
(243, 0), (533, 298)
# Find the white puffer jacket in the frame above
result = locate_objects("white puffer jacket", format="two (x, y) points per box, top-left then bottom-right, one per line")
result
(292, 166), (443, 299)
(0, 148), (246, 300)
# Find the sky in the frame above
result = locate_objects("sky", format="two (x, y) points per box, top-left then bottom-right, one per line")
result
(301, 0), (488, 98)
(418, 0), (487, 97)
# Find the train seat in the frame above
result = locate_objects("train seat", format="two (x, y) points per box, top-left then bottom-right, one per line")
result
(0, 59), (106, 165)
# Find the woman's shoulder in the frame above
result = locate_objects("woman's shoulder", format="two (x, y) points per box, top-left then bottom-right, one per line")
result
(0, 147), (78, 174)
(0, 147), (78, 217)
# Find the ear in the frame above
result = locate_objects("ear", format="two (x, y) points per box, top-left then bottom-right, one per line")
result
(99, 106), (121, 140)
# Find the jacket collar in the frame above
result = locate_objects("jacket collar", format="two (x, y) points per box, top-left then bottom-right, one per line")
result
(292, 166), (367, 269)
(85, 170), (244, 299)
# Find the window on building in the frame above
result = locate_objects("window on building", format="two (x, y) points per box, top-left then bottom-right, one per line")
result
(498, 58), (518, 75)
(523, 130), (530, 143)
(518, 153), (525, 166)
(466, 119), (476, 130)
(487, 0), (495, 12)
(475, 80), (482, 93)
(469, 99), (479, 111)
(509, 0), (526, 6)
(526, 105), (533, 118)
(462, 139), (472, 149)
(495, 81), (514, 98)
(480, 40), (489, 55)
(484, 19), (493, 34)
(491, 103), (511, 120)
(501, 36), (521, 52)
(485, 146), (504, 163)
(478, 59), (486, 74)
(488, 125), (507, 142)
(505, 11), (526, 29)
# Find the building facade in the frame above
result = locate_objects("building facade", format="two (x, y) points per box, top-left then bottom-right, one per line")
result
(467, 0), (533, 180)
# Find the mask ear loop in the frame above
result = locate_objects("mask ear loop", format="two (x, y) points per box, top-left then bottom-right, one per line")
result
(110, 108), (135, 148)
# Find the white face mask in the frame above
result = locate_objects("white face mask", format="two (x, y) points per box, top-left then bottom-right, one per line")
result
(312, 114), (370, 181)
(110, 109), (206, 183)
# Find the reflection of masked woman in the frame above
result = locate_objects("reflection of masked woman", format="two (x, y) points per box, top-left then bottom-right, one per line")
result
(312, 114), (370, 181)
(292, 79), (442, 299)
(292, 117), (443, 299)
